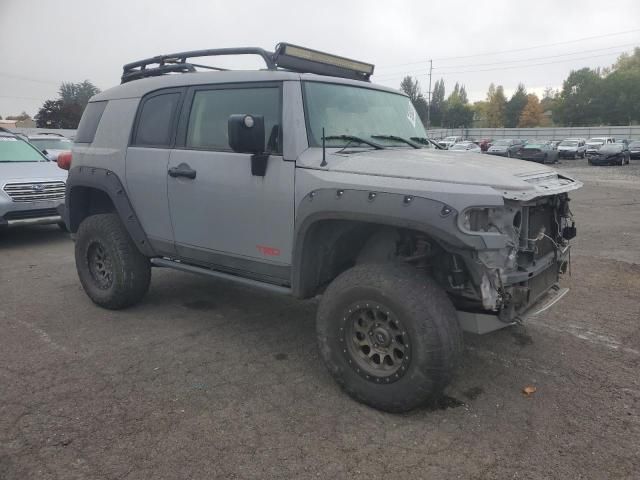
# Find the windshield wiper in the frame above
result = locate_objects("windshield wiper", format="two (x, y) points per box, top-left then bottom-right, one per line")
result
(372, 135), (422, 149)
(410, 137), (445, 149)
(323, 135), (385, 150)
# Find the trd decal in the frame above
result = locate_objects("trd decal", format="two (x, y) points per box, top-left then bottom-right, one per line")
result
(256, 245), (281, 256)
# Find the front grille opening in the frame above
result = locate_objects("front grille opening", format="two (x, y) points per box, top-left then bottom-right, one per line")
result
(3, 181), (65, 202)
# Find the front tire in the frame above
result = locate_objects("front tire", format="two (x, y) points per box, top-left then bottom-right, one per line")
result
(75, 213), (151, 309)
(317, 263), (463, 413)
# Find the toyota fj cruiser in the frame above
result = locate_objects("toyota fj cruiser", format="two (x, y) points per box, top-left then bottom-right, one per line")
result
(61, 43), (582, 412)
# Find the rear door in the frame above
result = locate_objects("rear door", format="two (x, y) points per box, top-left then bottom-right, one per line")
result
(166, 82), (294, 284)
(125, 89), (184, 255)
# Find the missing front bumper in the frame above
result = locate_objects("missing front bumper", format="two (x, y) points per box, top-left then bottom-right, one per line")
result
(457, 286), (570, 334)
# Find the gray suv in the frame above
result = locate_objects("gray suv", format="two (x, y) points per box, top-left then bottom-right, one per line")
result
(62, 43), (582, 412)
(1, 129), (67, 229)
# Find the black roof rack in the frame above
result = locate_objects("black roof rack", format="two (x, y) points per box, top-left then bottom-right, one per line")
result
(121, 43), (374, 84)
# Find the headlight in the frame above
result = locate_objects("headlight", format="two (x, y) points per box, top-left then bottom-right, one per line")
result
(461, 207), (505, 233)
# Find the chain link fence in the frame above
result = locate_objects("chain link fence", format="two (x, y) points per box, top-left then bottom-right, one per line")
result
(426, 126), (640, 141)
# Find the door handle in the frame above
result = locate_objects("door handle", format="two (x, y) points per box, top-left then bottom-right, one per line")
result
(168, 163), (197, 179)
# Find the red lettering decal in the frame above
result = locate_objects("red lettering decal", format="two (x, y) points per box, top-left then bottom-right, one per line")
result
(257, 245), (281, 256)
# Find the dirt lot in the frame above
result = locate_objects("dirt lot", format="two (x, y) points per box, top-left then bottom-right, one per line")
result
(1, 159), (639, 479)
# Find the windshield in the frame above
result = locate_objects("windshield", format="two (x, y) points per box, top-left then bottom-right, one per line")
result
(0, 136), (46, 162)
(444, 136), (458, 141)
(303, 82), (427, 148)
(30, 138), (72, 151)
(629, 141), (640, 148)
(494, 140), (511, 146)
(588, 139), (605, 145)
(524, 144), (543, 149)
(560, 140), (578, 146)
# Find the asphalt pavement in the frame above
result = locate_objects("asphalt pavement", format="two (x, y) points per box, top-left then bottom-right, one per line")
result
(1, 159), (639, 479)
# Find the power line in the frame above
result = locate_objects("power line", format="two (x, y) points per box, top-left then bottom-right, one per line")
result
(374, 49), (628, 81)
(375, 44), (635, 79)
(433, 43), (638, 71)
(0, 72), (61, 86)
(376, 28), (640, 70)
(0, 94), (48, 101)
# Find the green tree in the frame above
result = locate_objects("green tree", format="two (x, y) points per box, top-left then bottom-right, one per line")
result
(472, 101), (488, 127)
(600, 48), (640, 125)
(36, 80), (101, 129)
(59, 80), (100, 108)
(442, 83), (473, 128)
(459, 84), (468, 104)
(504, 83), (528, 127)
(485, 83), (506, 127)
(399, 76), (428, 124)
(553, 68), (603, 126)
(430, 78), (446, 127)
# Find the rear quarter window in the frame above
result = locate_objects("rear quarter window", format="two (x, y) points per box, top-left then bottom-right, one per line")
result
(132, 92), (181, 147)
(75, 101), (108, 143)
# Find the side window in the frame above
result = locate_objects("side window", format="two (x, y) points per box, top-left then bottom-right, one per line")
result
(76, 101), (107, 143)
(132, 92), (180, 147)
(185, 87), (281, 153)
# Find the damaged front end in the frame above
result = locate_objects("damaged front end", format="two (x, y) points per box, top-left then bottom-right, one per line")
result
(455, 192), (576, 323)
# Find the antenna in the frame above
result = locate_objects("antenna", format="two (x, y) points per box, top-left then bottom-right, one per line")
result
(321, 128), (327, 167)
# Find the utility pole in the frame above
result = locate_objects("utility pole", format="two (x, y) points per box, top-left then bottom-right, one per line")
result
(426, 59), (433, 132)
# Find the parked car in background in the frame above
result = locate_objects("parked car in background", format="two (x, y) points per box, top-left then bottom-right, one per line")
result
(27, 133), (73, 161)
(628, 140), (640, 159)
(586, 137), (615, 155)
(557, 138), (587, 159)
(588, 143), (630, 166)
(486, 138), (525, 157)
(0, 130), (67, 229)
(478, 138), (493, 152)
(449, 141), (481, 152)
(438, 136), (462, 149)
(514, 141), (559, 164)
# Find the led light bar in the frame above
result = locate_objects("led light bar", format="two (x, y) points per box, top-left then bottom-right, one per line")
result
(273, 43), (374, 81)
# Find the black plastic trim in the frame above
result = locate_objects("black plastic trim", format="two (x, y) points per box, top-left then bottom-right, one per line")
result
(64, 166), (156, 257)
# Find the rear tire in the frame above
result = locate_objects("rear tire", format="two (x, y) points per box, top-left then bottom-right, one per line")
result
(75, 213), (151, 309)
(317, 263), (463, 413)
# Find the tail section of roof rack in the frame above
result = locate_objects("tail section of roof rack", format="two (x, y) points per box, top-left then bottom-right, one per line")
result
(121, 43), (374, 84)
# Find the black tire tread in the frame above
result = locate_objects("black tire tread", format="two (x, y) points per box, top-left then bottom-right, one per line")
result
(317, 263), (463, 412)
(75, 213), (151, 310)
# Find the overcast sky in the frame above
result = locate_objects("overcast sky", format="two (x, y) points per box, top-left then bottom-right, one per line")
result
(1, 0), (639, 117)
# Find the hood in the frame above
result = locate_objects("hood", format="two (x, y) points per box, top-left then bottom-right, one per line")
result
(593, 150), (621, 158)
(307, 148), (582, 201)
(488, 145), (508, 151)
(557, 145), (577, 151)
(0, 161), (68, 184)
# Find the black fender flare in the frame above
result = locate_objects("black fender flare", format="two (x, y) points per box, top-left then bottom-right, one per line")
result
(63, 166), (155, 257)
(290, 188), (490, 298)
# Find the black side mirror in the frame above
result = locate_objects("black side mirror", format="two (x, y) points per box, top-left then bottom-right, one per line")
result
(228, 114), (269, 176)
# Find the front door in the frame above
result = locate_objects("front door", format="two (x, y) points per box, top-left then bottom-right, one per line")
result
(167, 83), (294, 284)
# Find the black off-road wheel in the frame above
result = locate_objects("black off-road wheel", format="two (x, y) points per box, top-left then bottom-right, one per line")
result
(317, 263), (463, 413)
(75, 213), (151, 309)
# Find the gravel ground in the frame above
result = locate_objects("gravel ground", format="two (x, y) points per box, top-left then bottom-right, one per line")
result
(1, 158), (639, 479)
